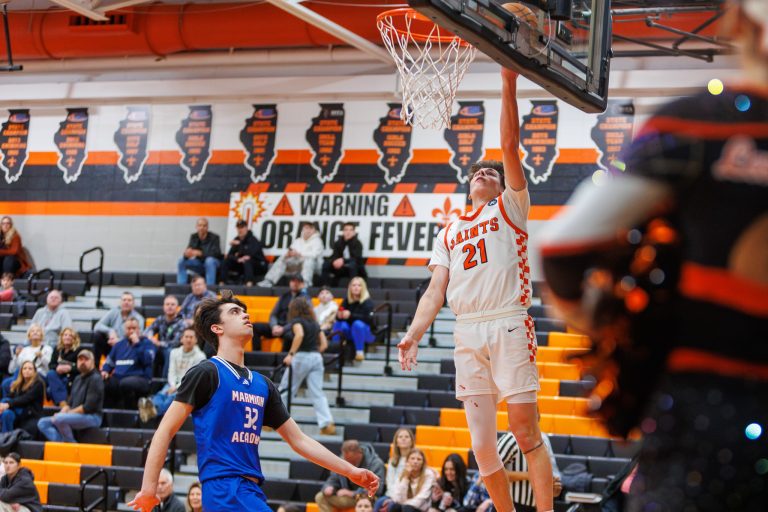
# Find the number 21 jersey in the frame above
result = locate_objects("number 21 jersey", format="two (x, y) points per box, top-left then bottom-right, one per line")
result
(429, 186), (532, 316)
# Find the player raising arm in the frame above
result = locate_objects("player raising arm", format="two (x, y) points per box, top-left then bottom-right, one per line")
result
(398, 66), (553, 512)
(129, 291), (378, 512)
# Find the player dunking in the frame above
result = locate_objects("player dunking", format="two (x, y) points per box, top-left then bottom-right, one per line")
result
(398, 68), (553, 512)
(128, 291), (378, 512)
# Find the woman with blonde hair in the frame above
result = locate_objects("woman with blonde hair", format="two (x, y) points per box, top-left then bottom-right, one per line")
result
(332, 277), (375, 361)
(0, 217), (31, 277)
(374, 428), (415, 511)
(186, 481), (202, 512)
(0, 361), (45, 433)
(388, 449), (436, 512)
(46, 328), (81, 407)
(3, 324), (52, 398)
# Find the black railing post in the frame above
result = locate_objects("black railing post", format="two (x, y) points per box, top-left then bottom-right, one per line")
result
(79, 247), (104, 308)
(26, 268), (54, 300)
(377, 303), (394, 376)
(80, 468), (108, 512)
(274, 362), (293, 413)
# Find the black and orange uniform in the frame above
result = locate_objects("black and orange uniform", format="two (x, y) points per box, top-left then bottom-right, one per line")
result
(540, 88), (768, 512)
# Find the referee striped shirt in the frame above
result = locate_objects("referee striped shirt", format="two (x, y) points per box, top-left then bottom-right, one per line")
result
(496, 432), (560, 508)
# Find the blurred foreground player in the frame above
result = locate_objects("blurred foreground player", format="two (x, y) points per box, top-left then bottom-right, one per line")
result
(128, 291), (378, 512)
(539, 1), (767, 510)
(398, 67), (553, 512)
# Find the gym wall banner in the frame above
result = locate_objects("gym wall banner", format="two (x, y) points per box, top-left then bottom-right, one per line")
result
(0, 110), (30, 184)
(227, 190), (467, 263)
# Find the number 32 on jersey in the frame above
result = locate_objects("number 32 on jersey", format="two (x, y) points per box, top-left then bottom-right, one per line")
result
(462, 239), (488, 270)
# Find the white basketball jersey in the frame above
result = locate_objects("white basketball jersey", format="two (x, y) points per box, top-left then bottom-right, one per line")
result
(429, 187), (532, 316)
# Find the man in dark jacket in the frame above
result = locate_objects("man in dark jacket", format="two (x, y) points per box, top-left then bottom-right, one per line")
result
(38, 349), (103, 443)
(315, 440), (385, 512)
(322, 222), (366, 286)
(0, 452), (42, 512)
(151, 469), (186, 512)
(176, 217), (222, 285)
(100, 317), (154, 409)
(220, 220), (268, 286)
(252, 274), (309, 351)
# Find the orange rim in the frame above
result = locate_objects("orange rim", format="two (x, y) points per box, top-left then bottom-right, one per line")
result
(377, 7), (471, 45)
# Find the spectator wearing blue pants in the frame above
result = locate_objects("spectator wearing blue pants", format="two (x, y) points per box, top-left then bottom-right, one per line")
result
(0, 361), (44, 434)
(332, 277), (375, 362)
(38, 349), (103, 443)
(138, 328), (205, 422)
(177, 218), (222, 285)
(45, 327), (80, 407)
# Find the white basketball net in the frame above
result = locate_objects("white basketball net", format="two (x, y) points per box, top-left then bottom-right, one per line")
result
(378, 12), (478, 130)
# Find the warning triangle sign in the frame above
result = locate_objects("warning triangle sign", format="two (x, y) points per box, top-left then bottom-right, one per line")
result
(272, 194), (294, 216)
(393, 195), (416, 217)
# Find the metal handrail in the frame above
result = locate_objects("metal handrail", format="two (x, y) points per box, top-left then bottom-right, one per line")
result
(373, 303), (394, 376)
(26, 268), (54, 300)
(80, 467), (108, 512)
(323, 331), (348, 407)
(79, 246), (105, 308)
(274, 361), (293, 413)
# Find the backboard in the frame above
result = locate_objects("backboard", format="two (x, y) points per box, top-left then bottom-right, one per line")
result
(408, 0), (612, 113)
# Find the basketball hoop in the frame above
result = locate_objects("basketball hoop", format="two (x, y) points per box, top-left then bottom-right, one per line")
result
(377, 8), (477, 130)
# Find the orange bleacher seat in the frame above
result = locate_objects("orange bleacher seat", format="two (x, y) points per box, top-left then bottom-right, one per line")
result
(439, 409), (466, 428)
(240, 296), (279, 311)
(21, 460), (80, 485)
(416, 426), (472, 449)
(539, 363), (581, 381)
(539, 378), (560, 396)
(536, 347), (564, 363)
(538, 396), (590, 416)
(145, 318), (155, 328)
(548, 332), (591, 349)
(44, 442), (112, 467)
(306, 504), (353, 512)
(261, 338), (283, 352)
(418, 445), (469, 467)
(34, 481), (48, 504)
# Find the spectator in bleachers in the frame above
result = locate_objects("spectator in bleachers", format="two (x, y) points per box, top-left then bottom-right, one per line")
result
(220, 220), (268, 286)
(258, 221), (324, 287)
(100, 317), (154, 409)
(496, 431), (561, 512)
(315, 440), (386, 512)
(462, 473), (492, 512)
(0, 273), (16, 303)
(429, 454), (469, 512)
(322, 222), (366, 286)
(180, 276), (217, 328)
(145, 295), (186, 379)
(356, 495), (375, 512)
(186, 481), (202, 512)
(0, 217), (31, 278)
(386, 449), (437, 512)
(37, 349), (103, 443)
(8, 324), (52, 380)
(0, 334), (10, 383)
(45, 327), (80, 407)
(139, 328), (205, 422)
(380, 428), (415, 507)
(0, 452), (42, 512)
(30, 289), (73, 347)
(152, 468), (186, 512)
(314, 286), (339, 336)
(252, 274), (309, 352)
(0, 361), (44, 434)
(332, 277), (374, 362)
(92, 291), (145, 365)
(279, 297), (335, 435)
(177, 218), (222, 286)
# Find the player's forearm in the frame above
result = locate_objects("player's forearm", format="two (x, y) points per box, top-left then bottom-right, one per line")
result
(288, 430), (357, 477)
(140, 430), (172, 493)
(500, 70), (526, 191)
(406, 288), (444, 340)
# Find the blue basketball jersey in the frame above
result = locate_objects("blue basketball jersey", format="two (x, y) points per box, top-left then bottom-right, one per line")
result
(193, 356), (267, 483)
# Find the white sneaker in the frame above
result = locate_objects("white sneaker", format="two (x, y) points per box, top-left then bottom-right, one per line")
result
(256, 279), (273, 287)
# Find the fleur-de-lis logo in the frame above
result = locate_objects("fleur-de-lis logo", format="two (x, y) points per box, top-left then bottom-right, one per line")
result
(432, 197), (462, 226)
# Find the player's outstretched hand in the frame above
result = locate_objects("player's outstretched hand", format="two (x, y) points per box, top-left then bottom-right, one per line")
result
(349, 467), (380, 497)
(127, 490), (160, 512)
(397, 334), (419, 371)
